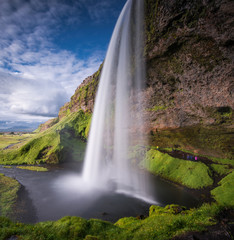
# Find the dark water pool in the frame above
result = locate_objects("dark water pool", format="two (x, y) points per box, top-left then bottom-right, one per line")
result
(0, 163), (199, 223)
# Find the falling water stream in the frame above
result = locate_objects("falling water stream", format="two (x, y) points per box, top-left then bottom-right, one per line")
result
(82, 0), (153, 201)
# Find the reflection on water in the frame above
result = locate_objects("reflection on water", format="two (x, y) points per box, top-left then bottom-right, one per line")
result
(0, 163), (199, 223)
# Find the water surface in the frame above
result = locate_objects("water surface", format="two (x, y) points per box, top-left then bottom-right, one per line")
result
(0, 163), (199, 223)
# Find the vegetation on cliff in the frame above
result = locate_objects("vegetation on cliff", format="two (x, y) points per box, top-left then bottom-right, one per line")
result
(0, 110), (90, 165)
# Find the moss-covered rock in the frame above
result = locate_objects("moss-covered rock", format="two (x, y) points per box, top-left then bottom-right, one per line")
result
(141, 149), (213, 189)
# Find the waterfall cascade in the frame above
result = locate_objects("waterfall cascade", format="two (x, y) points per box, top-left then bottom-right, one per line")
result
(82, 0), (152, 200)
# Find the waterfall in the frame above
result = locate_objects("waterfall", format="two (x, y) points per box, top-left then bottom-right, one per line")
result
(82, 0), (152, 200)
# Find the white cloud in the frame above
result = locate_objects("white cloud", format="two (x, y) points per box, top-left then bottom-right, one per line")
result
(0, 72), (66, 121)
(0, 0), (103, 122)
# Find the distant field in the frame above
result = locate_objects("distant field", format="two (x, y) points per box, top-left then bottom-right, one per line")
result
(0, 134), (35, 150)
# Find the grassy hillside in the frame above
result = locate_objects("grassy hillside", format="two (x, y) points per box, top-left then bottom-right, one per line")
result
(0, 110), (91, 165)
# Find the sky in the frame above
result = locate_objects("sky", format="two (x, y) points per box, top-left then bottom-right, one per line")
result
(0, 0), (126, 128)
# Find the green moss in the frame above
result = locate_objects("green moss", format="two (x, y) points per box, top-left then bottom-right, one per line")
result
(0, 203), (225, 240)
(115, 203), (222, 240)
(147, 105), (168, 112)
(0, 174), (20, 217)
(144, 0), (160, 53)
(211, 171), (234, 207)
(0, 216), (123, 240)
(16, 166), (48, 172)
(149, 204), (187, 216)
(85, 117), (92, 138)
(72, 111), (92, 139)
(141, 149), (213, 189)
(66, 109), (71, 116)
(210, 157), (234, 167)
(210, 164), (231, 176)
(204, 106), (233, 125)
(67, 64), (102, 115)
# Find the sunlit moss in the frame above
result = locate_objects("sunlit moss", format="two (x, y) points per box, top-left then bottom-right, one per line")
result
(141, 149), (213, 189)
(16, 166), (48, 172)
(211, 171), (234, 206)
(0, 203), (225, 240)
(210, 164), (231, 176)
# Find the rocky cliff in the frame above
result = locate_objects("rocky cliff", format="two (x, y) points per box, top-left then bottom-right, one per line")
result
(39, 0), (233, 159)
(144, 0), (233, 129)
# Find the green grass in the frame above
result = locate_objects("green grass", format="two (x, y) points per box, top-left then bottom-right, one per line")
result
(210, 164), (231, 176)
(210, 157), (234, 167)
(116, 203), (222, 240)
(16, 166), (48, 172)
(0, 134), (34, 150)
(141, 149), (213, 189)
(211, 171), (234, 207)
(0, 110), (89, 165)
(0, 174), (20, 217)
(0, 203), (224, 240)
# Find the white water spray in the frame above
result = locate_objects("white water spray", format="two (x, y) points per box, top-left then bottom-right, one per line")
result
(82, 0), (152, 200)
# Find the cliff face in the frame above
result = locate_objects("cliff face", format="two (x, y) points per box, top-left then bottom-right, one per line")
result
(144, 0), (233, 130)
(58, 66), (101, 119)
(39, 0), (233, 159)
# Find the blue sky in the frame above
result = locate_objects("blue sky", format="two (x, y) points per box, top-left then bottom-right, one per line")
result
(0, 0), (126, 126)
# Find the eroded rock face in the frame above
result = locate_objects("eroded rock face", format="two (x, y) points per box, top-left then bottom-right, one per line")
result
(144, 0), (234, 131)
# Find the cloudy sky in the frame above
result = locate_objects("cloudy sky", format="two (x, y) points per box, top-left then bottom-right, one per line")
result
(0, 0), (126, 127)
